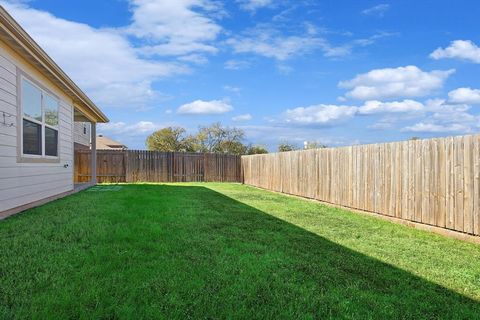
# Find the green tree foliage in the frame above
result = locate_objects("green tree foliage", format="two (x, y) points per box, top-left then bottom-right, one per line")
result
(146, 127), (197, 152)
(246, 145), (268, 155)
(218, 140), (247, 155)
(146, 125), (327, 155)
(196, 123), (246, 155)
(278, 142), (297, 152)
(145, 123), (251, 155)
(304, 141), (328, 149)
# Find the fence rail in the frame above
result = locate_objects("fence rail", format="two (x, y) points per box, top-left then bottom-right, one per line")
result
(75, 150), (242, 183)
(241, 134), (480, 236)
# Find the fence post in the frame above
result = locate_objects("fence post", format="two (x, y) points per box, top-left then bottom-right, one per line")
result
(240, 155), (244, 184)
(204, 153), (208, 182)
(90, 123), (97, 184)
(124, 150), (129, 183)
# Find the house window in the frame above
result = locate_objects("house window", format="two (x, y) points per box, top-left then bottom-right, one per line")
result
(21, 78), (59, 158)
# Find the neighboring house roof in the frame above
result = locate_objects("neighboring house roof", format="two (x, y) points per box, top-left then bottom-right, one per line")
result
(0, 6), (108, 123)
(96, 135), (127, 150)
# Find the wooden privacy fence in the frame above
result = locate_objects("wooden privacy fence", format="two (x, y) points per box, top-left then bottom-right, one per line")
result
(242, 134), (480, 236)
(75, 150), (126, 183)
(75, 150), (242, 183)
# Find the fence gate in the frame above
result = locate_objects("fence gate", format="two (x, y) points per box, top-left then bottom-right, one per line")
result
(74, 150), (127, 183)
(97, 151), (126, 183)
(74, 150), (92, 183)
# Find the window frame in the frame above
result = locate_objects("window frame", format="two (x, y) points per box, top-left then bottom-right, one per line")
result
(17, 69), (61, 163)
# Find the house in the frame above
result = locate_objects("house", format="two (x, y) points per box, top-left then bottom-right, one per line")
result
(96, 134), (127, 150)
(0, 7), (108, 218)
(74, 122), (91, 150)
(72, 131), (127, 150)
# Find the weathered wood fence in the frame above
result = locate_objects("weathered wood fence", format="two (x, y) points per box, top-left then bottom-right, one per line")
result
(242, 134), (480, 236)
(75, 150), (242, 183)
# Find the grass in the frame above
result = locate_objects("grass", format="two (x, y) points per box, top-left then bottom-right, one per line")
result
(0, 183), (479, 319)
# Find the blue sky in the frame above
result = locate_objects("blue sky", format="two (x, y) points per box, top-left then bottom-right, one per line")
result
(3, 0), (480, 150)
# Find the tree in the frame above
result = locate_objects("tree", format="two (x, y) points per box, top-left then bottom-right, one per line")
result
(196, 123), (247, 155)
(219, 140), (247, 155)
(278, 142), (297, 152)
(146, 127), (196, 152)
(182, 135), (201, 152)
(145, 123), (257, 155)
(246, 145), (268, 155)
(304, 141), (328, 150)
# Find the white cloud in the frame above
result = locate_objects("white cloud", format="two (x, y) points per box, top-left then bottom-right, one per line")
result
(178, 54), (209, 64)
(283, 104), (357, 125)
(448, 87), (480, 104)
(224, 59), (251, 70)
(425, 98), (471, 115)
(98, 121), (162, 136)
(227, 29), (325, 61)
(0, 1), (191, 109)
(232, 113), (252, 121)
(429, 103), (476, 124)
(98, 119), (181, 149)
(226, 24), (394, 63)
(424, 98), (447, 111)
(277, 93), (479, 132)
(368, 117), (396, 130)
(353, 31), (398, 47)
(237, 0), (273, 12)
(339, 66), (454, 100)
(127, 0), (223, 57)
(321, 45), (352, 58)
(0, 0), (228, 109)
(91, 81), (171, 108)
(177, 99), (233, 115)
(362, 4), (390, 17)
(226, 25), (355, 61)
(279, 95), (478, 131)
(358, 99), (424, 114)
(430, 40), (480, 63)
(403, 122), (470, 133)
(403, 99), (479, 134)
(282, 99), (428, 127)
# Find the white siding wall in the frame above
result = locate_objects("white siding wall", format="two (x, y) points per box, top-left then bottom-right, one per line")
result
(73, 122), (90, 147)
(0, 44), (74, 213)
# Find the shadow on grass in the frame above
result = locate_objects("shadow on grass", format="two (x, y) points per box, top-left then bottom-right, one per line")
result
(0, 184), (479, 319)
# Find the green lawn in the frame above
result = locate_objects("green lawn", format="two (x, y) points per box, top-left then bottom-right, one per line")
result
(1, 183), (480, 319)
